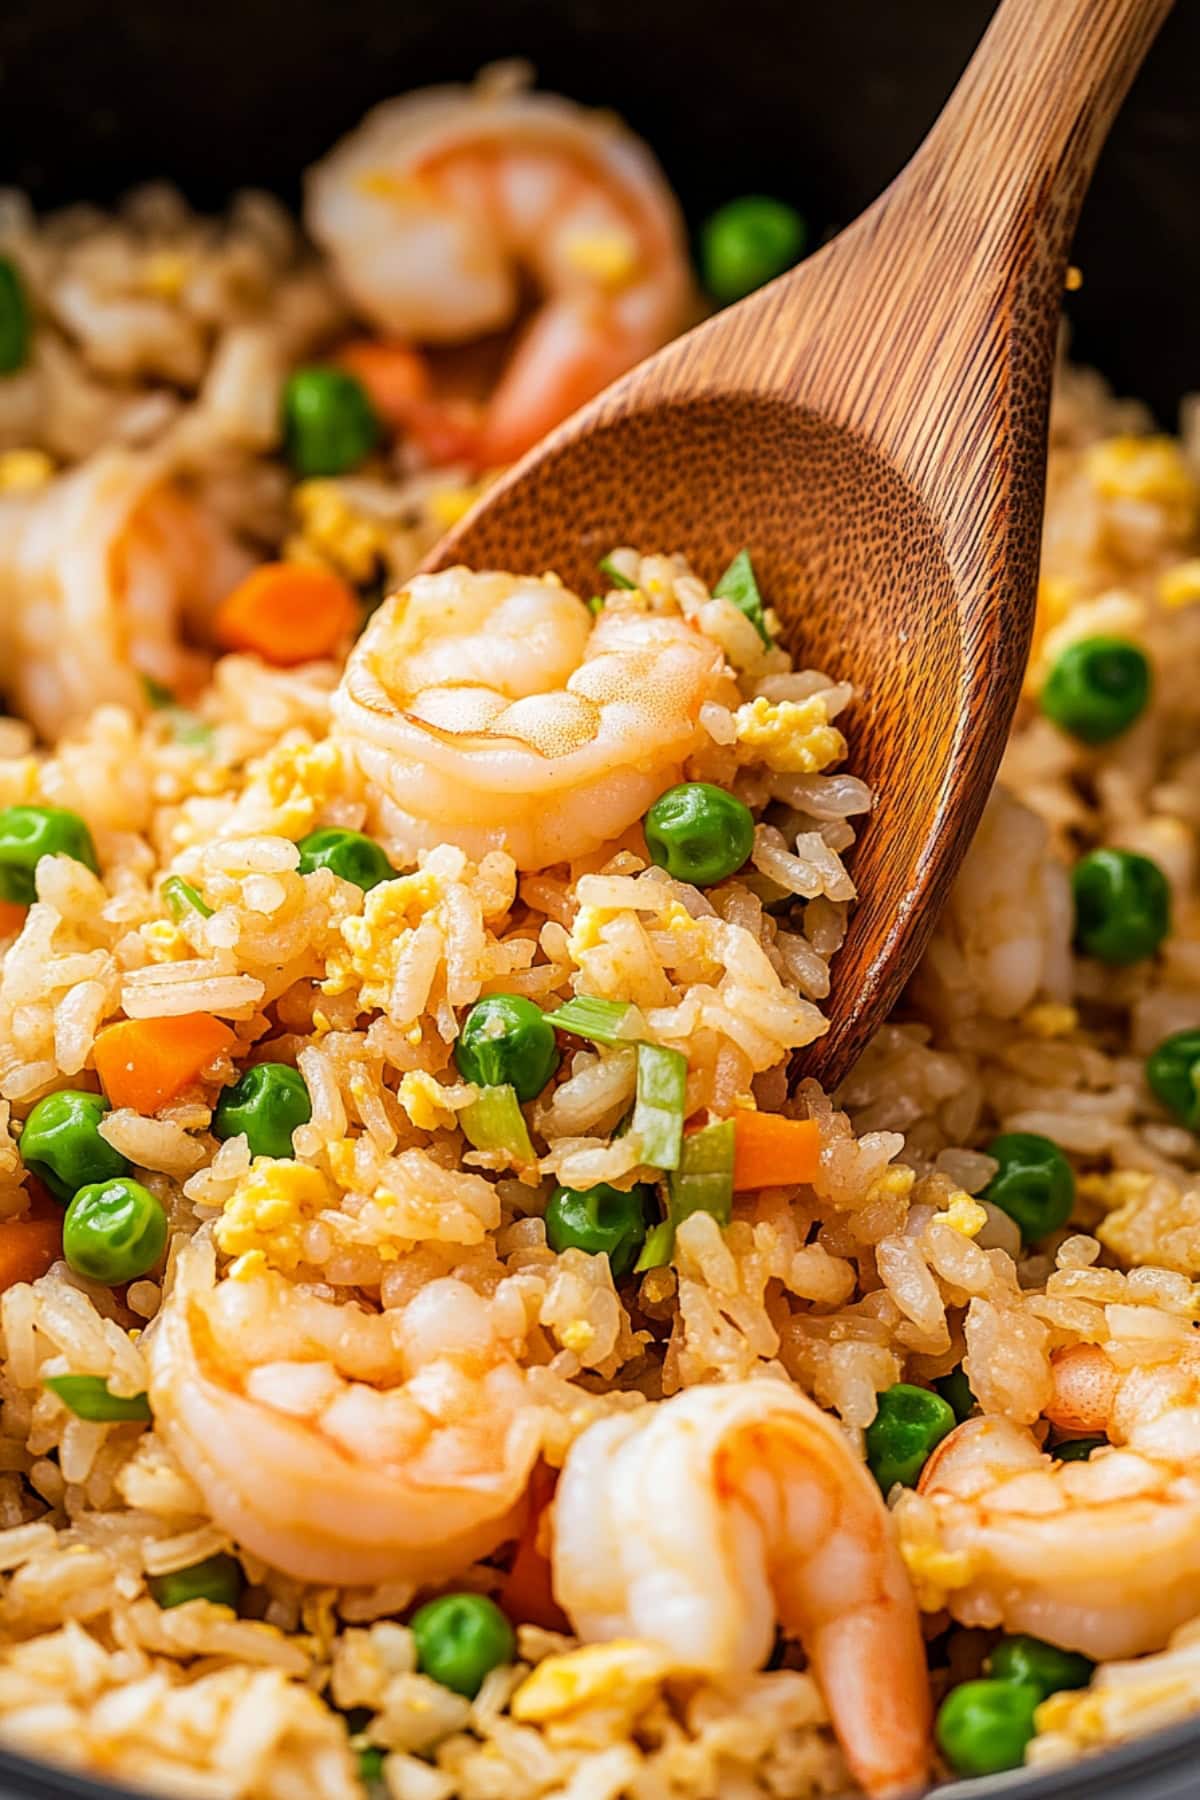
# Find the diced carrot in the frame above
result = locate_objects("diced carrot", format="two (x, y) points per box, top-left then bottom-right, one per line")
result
(213, 563), (359, 666)
(500, 1462), (568, 1633)
(0, 1216), (62, 1292)
(335, 339), (431, 431)
(94, 1014), (237, 1114)
(732, 1111), (821, 1191)
(0, 900), (27, 939)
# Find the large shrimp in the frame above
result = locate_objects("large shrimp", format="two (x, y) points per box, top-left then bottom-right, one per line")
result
(0, 449), (252, 739)
(305, 72), (692, 467)
(902, 1340), (1200, 1660)
(331, 566), (734, 870)
(552, 1380), (931, 1799)
(146, 1239), (542, 1586)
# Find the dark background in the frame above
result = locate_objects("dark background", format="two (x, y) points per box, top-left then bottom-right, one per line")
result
(0, 0), (1195, 419)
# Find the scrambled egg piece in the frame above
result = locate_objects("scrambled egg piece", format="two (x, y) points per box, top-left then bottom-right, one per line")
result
(935, 1192), (987, 1238)
(1086, 435), (1197, 532)
(899, 1539), (973, 1611)
(1022, 1002), (1079, 1040)
(734, 695), (846, 774)
(241, 738), (347, 839)
(1078, 1169), (1154, 1214)
(215, 1160), (332, 1278)
(289, 481), (391, 585)
(511, 1640), (669, 1725)
(326, 865), (444, 1008)
(139, 919), (192, 964)
(1160, 558), (1200, 610)
(865, 1165), (917, 1208)
(398, 1070), (461, 1133)
(0, 449), (54, 493)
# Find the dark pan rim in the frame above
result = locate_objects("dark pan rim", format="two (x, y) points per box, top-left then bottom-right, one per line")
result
(1, 1695), (1200, 1799)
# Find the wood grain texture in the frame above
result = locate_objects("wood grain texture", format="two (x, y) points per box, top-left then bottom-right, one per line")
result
(427, 0), (1173, 1088)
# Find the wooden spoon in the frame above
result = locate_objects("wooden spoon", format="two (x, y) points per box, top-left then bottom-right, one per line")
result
(427, 0), (1173, 1089)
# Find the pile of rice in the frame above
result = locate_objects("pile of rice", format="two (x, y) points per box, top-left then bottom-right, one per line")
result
(1, 149), (1200, 1800)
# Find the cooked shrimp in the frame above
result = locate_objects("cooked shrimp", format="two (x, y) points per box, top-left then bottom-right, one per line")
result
(552, 1380), (931, 1799)
(0, 448), (252, 738)
(146, 1238), (542, 1586)
(903, 1339), (1200, 1659)
(305, 73), (692, 466)
(331, 567), (734, 870)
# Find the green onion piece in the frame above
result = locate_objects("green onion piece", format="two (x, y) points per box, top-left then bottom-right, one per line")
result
(714, 550), (771, 646)
(668, 1117), (736, 1227)
(587, 595), (605, 616)
(544, 996), (640, 1047)
(170, 712), (215, 751)
(633, 1043), (687, 1170)
(161, 875), (212, 921)
(634, 1217), (674, 1272)
(140, 674), (176, 709)
(597, 554), (636, 591)
(44, 1374), (151, 1423)
(459, 1085), (534, 1166)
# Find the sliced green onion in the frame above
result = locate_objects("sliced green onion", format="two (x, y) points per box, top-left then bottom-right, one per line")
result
(597, 554), (636, 591)
(714, 550), (771, 646)
(544, 996), (640, 1047)
(161, 875), (212, 921)
(170, 712), (214, 751)
(44, 1374), (151, 1423)
(140, 674), (176, 708)
(459, 1085), (534, 1166)
(633, 1043), (687, 1170)
(668, 1117), (735, 1227)
(634, 1217), (674, 1272)
(587, 595), (605, 616)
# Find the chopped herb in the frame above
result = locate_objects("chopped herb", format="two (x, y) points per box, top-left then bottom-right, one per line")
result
(587, 595), (605, 616)
(668, 1117), (735, 1227)
(43, 1374), (151, 1423)
(544, 996), (641, 1047)
(632, 1042), (687, 1171)
(161, 875), (212, 920)
(597, 554), (636, 591)
(714, 549), (771, 645)
(140, 674), (176, 708)
(459, 1084), (534, 1166)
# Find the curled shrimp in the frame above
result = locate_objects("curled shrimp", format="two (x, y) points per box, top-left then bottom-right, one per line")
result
(331, 566), (734, 870)
(0, 449), (252, 739)
(902, 1340), (1200, 1660)
(305, 72), (692, 466)
(552, 1380), (931, 1799)
(146, 1238), (542, 1586)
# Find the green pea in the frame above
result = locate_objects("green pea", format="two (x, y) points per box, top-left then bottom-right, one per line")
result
(1054, 1434), (1106, 1463)
(983, 1132), (1074, 1243)
(934, 1366), (976, 1423)
(700, 196), (807, 304)
(213, 1063), (312, 1160)
(1072, 848), (1170, 965)
(1146, 1028), (1200, 1130)
(149, 1552), (243, 1611)
(19, 1089), (129, 1204)
(935, 1678), (1039, 1778)
(410, 1592), (515, 1698)
(454, 995), (559, 1103)
(296, 827), (394, 893)
(0, 257), (31, 375)
(644, 782), (755, 887)
(865, 1383), (956, 1494)
(545, 1181), (654, 1279)
(62, 1178), (167, 1285)
(0, 805), (99, 906)
(283, 367), (379, 478)
(1040, 636), (1150, 745)
(988, 1634), (1093, 1699)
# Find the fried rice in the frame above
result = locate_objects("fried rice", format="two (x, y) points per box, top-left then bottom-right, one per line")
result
(0, 68), (1198, 1800)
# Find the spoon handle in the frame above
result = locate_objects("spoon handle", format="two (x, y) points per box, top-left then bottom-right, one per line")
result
(902, 0), (1175, 269)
